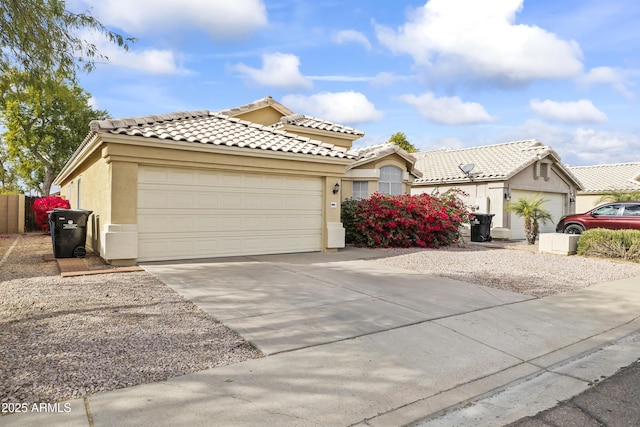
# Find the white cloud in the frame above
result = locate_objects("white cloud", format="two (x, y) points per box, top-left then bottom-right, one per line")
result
(398, 92), (493, 125)
(281, 92), (383, 124)
(331, 30), (372, 51)
(371, 72), (412, 86)
(78, 0), (267, 40)
(530, 99), (608, 123)
(579, 67), (635, 99)
(80, 30), (188, 74)
(500, 119), (640, 165)
(570, 128), (640, 164)
(375, 0), (583, 84)
(233, 53), (312, 89)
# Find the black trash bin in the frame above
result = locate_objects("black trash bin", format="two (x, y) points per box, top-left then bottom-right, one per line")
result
(48, 208), (93, 258)
(470, 213), (494, 242)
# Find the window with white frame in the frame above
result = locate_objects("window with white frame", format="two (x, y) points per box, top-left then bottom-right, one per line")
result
(352, 181), (369, 199)
(378, 166), (403, 195)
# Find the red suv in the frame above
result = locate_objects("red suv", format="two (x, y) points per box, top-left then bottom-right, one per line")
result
(556, 202), (640, 234)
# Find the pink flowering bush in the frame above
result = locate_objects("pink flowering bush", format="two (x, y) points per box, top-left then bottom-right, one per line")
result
(342, 190), (469, 248)
(33, 196), (70, 231)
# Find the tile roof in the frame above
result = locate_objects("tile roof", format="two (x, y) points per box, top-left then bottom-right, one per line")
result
(567, 162), (640, 193)
(348, 143), (422, 177)
(274, 114), (365, 137)
(88, 110), (356, 159)
(413, 139), (573, 184)
(218, 95), (295, 117)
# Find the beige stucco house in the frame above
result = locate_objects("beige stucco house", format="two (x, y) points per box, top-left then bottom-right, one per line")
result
(411, 140), (582, 240)
(54, 96), (421, 265)
(567, 162), (640, 212)
(342, 143), (422, 200)
(54, 110), (356, 265)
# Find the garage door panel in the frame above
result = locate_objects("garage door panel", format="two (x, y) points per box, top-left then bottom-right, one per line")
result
(137, 166), (323, 261)
(510, 191), (564, 240)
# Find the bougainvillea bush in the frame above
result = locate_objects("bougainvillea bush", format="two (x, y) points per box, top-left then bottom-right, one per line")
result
(33, 196), (70, 231)
(341, 190), (469, 248)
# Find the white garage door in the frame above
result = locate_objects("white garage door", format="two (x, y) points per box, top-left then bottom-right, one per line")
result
(510, 190), (564, 240)
(137, 166), (323, 261)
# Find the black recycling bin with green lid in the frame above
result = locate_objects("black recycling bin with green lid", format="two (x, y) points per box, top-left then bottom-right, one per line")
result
(48, 208), (93, 258)
(470, 213), (494, 242)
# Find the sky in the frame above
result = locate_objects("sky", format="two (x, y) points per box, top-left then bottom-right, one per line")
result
(68, 0), (640, 166)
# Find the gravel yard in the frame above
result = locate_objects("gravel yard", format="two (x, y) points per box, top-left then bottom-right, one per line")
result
(377, 241), (640, 298)
(0, 234), (262, 408)
(1, 233), (640, 409)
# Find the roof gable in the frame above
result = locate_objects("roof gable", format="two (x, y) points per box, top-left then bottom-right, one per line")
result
(348, 143), (422, 177)
(568, 162), (640, 193)
(413, 139), (577, 184)
(274, 114), (365, 137)
(218, 95), (294, 118)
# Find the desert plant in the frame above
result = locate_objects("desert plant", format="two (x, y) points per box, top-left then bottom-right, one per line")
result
(341, 190), (469, 248)
(577, 228), (640, 262)
(596, 189), (640, 204)
(506, 194), (553, 244)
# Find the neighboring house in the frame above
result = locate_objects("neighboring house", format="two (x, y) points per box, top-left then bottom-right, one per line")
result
(567, 163), (640, 213)
(411, 140), (582, 240)
(342, 143), (422, 200)
(54, 110), (355, 265)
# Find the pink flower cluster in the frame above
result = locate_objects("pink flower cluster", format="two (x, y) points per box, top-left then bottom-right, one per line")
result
(342, 190), (469, 248)
(32, 196), (70, 231)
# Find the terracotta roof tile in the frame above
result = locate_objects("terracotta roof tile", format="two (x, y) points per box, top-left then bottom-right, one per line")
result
(274, 114), (365, 136)
(348, 143), (422, 177)
(413, 140), (573, 184)
(88, 111), (356, 159)
(568, 163), (640, 193)
(218, 96), (295, 117)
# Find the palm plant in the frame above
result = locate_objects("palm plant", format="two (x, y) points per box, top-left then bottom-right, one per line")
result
(506, 195), (553, 244)
(597, 189), (640, 204)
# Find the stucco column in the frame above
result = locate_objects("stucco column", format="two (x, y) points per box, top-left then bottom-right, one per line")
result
(101, 161), (139, 265)
(323, 176), (345, 251)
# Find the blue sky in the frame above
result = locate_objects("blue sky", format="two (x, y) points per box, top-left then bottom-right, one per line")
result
(69, 0), (640, 166)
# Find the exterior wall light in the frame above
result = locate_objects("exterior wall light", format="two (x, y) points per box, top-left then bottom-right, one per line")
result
(333, 183), (340, 194)
(504, 192), (511, 201)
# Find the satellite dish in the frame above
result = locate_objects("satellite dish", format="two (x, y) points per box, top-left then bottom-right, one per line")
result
(458, 163), (475, 175)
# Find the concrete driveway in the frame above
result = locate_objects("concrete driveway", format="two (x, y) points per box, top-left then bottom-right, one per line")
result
(142, 247), (533, 355)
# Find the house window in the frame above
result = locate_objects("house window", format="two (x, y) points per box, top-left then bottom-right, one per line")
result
(378, 166), (403, 196)
(352, 181), (369, 199)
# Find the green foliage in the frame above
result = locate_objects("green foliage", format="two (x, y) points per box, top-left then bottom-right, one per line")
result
(341, 190), (469, 248)
(0, 72), (109, 195)
(388, 132), (418, 153)
(506, 194), (553, 244)
(0, 139), (20, 193)
(341, 198), (360, 244)
(0, 0), (134, 85)
(577, 229), (640, 262)
(596, 190), (640, 203)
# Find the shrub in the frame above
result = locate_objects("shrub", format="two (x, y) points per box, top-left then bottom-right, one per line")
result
(32, 196), (70, 232)
(577, 228), (640, 262)
(341, 190), (469, 248)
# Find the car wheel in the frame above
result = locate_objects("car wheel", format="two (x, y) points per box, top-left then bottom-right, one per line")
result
(564, 224), (585, 234)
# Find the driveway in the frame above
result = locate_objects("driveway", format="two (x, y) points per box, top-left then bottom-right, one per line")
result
(142, 247), (533, 355)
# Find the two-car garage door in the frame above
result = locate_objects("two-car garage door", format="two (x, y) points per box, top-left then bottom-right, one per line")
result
(137, 166), (323, 261)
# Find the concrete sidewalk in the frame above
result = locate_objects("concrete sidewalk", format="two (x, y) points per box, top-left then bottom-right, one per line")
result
(3, 255), (640, 426)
